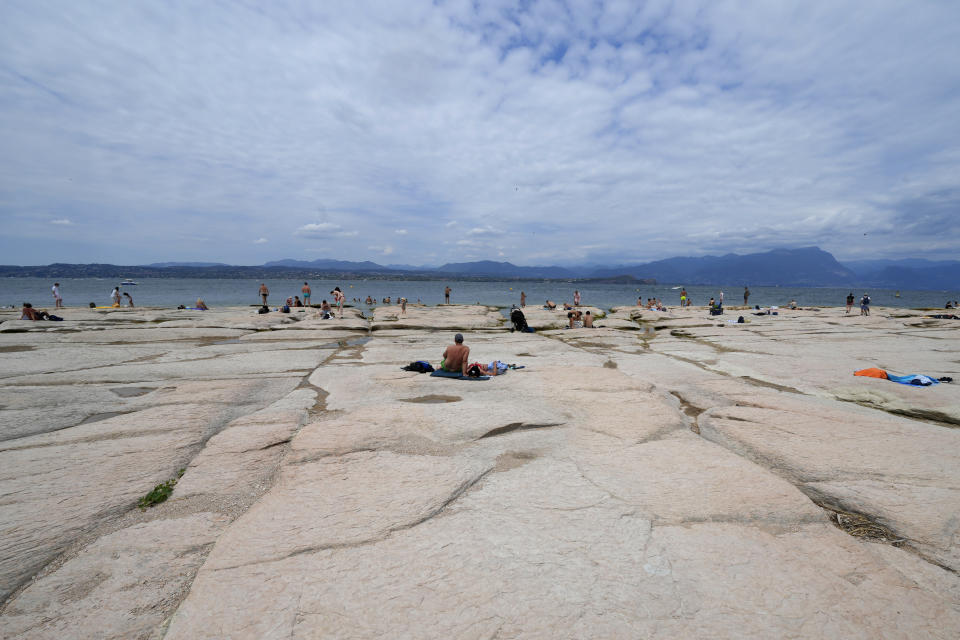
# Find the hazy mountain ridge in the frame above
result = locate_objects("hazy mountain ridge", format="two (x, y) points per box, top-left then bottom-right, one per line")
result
(1, 248), (956, 289)
(590, 247), (857, 286)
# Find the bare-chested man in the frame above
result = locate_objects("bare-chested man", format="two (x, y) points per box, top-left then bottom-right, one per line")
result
(444, 286), (451, 304)
(442, 333), (470, 375)
(301, 282), (311, 306)
(330, 287), (344, 317)
(259, 283), (269, 306)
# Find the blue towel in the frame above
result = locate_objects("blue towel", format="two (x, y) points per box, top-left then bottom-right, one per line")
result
(886, 373), (939, 386)
(429, 370), (490, 380)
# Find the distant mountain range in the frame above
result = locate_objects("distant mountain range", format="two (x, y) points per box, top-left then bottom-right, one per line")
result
(591, 247), (857, 286)
(146, 261), (230, 268)
(1, 248), (957, 290)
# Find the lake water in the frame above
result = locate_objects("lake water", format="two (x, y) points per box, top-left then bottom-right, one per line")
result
(3, 278), (958, 311)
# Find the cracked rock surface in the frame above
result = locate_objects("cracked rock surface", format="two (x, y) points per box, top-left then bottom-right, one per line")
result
(1, 304), (959, 638)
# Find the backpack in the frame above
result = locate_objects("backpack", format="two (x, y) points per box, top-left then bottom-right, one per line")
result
(401, 360), (434, 373)
(510, 308), (529, 332)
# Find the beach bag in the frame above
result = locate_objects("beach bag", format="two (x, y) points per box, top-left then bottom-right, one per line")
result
(402, 360), (434, 373)
(510, 308), (529, 332)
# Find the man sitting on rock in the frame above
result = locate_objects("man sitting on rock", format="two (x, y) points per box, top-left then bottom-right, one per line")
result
(441, 333), (470, 375)
(20, 302), (49, 320)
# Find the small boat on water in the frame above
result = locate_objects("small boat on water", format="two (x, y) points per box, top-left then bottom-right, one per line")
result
(120, 279), (138, 286)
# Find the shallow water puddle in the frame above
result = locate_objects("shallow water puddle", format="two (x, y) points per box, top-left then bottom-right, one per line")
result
(0, 345), (35, 352)
(401, 394), (462, 404)
(79, 411), (130, 425)
(110, 387), (156, 398)
(318, 336), (372, 349)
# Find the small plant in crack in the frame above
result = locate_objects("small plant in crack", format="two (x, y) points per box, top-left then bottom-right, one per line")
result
(137, 468), (185, 510)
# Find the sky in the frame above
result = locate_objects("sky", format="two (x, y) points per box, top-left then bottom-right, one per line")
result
(1, 0), (959, 267)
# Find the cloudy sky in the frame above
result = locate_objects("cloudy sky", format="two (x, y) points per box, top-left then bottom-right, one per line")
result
(2, 0), (959, 266)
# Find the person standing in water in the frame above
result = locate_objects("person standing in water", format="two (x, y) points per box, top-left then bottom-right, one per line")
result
(743, 286), (750, 306)
(111, 287), (121, 307)
(573, 290), (581, 306)
(259, 283), (269, 306)
(444, 286), (451, 304)
(680, 288), (687, 307)
(51, 282), (63, 309)
(520, 291), (526, 308)
(301, 282), (311, 306)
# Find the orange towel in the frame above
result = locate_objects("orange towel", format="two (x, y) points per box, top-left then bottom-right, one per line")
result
(854, 367), (888, 379)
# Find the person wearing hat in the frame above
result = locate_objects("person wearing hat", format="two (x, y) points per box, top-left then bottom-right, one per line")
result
(441, 333), (470, 375)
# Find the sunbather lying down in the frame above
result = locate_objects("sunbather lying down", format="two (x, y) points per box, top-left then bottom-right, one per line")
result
(466, 360), (524, 377)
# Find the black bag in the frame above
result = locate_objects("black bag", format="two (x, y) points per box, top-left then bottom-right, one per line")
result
(510, 308), (529, 332)
(401, 360), (434, 373)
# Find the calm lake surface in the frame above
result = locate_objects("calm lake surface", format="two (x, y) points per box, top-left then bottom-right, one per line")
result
(3, 278), (958, 310)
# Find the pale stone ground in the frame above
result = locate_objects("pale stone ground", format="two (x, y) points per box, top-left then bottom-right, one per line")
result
(0, 302), (958, 639)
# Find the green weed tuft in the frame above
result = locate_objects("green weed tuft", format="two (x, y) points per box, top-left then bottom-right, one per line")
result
(137, 469), (186, 510)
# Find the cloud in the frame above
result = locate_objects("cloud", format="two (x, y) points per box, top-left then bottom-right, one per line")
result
(253, 237), (268, 244)
(467, 225), (505, 237)
(50, 218), (72, 225)
(394, 229), (408, 235)
(295, 223), (359, 239)
(1, 1), (959, 264)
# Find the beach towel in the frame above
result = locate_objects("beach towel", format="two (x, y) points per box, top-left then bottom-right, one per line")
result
(886, 373), (939, 386)
(430, 370), (490, 380)
(854, 368), (944, 386)
(854, 368), (888, 379)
